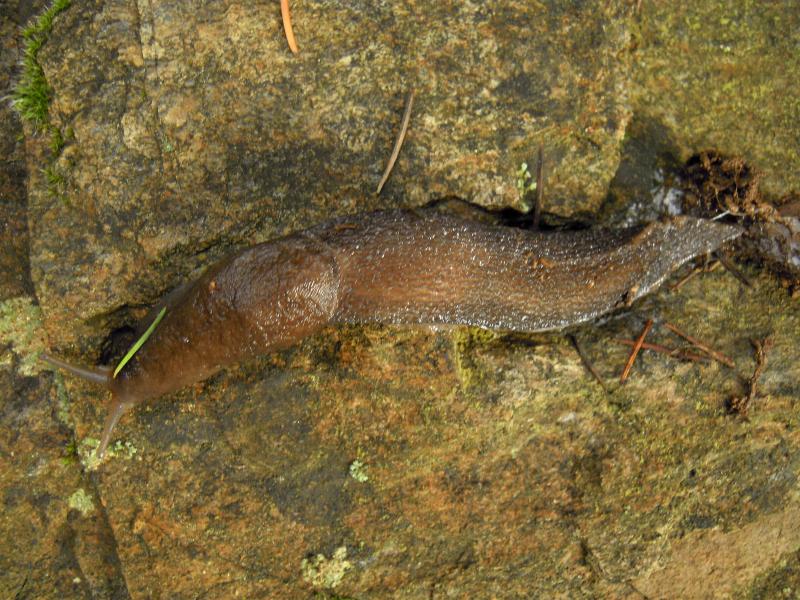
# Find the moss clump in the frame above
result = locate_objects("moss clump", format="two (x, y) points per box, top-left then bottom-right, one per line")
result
(11, 0), (71, 130)
(12, 0), (73, 201)
(43, 162), (66, 197)
(54, 374), (71, 426)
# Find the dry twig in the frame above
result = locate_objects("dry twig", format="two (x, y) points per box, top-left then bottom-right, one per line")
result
(671, 260), (720, 291)
(726, 337), (773, 416)
(716, 251), (752, 288)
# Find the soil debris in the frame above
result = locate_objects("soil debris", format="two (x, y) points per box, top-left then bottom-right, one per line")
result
(681, 151), (800, 293)
(726, 336), (774, 418)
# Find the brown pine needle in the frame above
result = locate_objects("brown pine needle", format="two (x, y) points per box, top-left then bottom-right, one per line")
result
(716, 252), (752, 288)
(281, 0), (299, 54)
(671, 266), (700, 291)
(568, 334), (605, 389)
(664, 322), (734, 368)
(620, 319), (653, 383)
(376, 89), (415, 195)
(672, 260), (720, 291)
(614, 339), (710, 363)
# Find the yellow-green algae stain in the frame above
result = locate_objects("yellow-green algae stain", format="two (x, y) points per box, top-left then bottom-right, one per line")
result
(452, 326), (499, 392)
(632, 0), (800, 196)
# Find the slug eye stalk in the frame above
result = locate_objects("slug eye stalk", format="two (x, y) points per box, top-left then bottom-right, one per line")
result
(97, 398), (134, 458)
(39, 352), (111, 385)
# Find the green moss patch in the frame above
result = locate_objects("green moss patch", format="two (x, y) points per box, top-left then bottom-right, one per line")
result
(11, 0), (72, 130)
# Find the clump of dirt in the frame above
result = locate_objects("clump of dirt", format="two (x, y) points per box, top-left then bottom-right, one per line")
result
(682, 152), (766, 219)
(681, 151), (800, 295)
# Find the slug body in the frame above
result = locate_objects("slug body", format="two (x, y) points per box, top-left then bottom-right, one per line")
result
(42, 209), (740, 456)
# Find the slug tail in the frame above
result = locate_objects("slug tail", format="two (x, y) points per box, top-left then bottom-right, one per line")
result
(40, 352), (111, 386)
(97, 398), (132, 458)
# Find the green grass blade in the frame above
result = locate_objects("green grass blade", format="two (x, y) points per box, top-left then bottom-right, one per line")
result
(113, 306), (167, 378)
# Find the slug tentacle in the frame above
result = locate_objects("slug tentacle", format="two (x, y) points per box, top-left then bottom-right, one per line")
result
(39, 352), (111, 385)
(97, 398), (134, 458)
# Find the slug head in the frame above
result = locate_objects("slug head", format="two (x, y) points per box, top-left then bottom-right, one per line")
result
(39, 352), (134, 458)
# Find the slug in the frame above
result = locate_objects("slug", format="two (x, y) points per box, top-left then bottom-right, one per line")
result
(41, 208), (740, 457)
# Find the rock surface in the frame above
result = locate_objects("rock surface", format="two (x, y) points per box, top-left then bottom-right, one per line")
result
(2, 0), (800, 598)
(633, 1), (800, 199)
(30, 0), (635, 349)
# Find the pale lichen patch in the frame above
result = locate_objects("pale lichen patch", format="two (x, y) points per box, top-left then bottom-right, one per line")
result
(349, 459), (369, 483)
(301, 546), (352, 589)
(79, 436), (138, 471)
(67, 488), (94, 516)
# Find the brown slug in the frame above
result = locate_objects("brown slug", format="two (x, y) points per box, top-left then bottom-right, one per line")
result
(41, 208), (740, 457)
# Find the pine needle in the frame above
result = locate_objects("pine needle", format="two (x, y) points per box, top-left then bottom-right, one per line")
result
(376, 89), (415, 195)
(280, 0), (299, 54)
